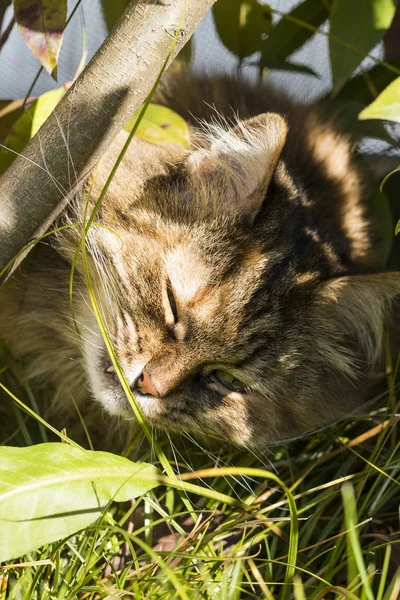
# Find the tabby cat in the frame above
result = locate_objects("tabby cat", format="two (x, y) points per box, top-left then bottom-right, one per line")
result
(1, 72), (399, 448)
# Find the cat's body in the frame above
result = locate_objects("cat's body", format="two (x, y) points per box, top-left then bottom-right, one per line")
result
(1, 72), (399, 448)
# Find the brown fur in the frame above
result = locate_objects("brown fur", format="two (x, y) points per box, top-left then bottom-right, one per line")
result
(1, 72), (399, 449)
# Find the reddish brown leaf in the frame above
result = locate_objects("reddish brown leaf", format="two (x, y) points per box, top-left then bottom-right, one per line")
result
(13, 0), (67, 76)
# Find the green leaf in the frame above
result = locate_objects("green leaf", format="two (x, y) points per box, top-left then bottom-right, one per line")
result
(381, 167), (400, 268)
(359, 76), (400, 123)
(0, 443), (159, 561)
(329, 0), (397, 96)
(332, 58), (400, 105)
(261, 0), (330, 62)
(365, 187), (393, 269)
(101, 0), (130, 33)
(258, 57), (319, 77)
(380, 164), (400, 192)
(0, 99), (27, 143)
(321, 99), (397, 143)
(213, 0), (272, 59)
(0, 86), (65, 174)
(316, 99), (397, 144)
(124, 103), (190, 148)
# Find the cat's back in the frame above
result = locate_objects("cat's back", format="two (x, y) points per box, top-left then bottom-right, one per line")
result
(155, 71), (295, 124)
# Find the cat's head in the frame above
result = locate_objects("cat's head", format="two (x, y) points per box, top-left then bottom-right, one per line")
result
(67, 113), (400, 448)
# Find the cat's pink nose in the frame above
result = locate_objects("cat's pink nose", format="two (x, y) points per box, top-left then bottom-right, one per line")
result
(135, 369), (159, 398)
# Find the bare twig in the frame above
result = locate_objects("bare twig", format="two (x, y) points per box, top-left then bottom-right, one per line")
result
(0, 15), (14, 52)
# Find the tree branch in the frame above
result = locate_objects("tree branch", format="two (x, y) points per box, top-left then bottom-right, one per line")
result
(0, 0), (215, 276)
(0, 15), (14, 52)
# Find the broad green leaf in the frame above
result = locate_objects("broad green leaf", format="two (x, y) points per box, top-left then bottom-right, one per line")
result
(0, 86), (65, 174)
(349, 118), (396, 144)
(213, 0), (272, 59)
(261, 0), (329, 62)
(101, 0), (130, 32)
(124, 103), (190, 148)
(365, 188), (393, 269)
(0, 99), (26, 143)
(381, 164), (400, 193)
(381, 168), (400, 268)
(259, 57), (319, 77)
(14, 0), (68, 76)
(359, 76), (400, 123)
(332, 58), (400, 105)
(396, 217), (400, 235)
(329, 0), (397, 96)
(316, 99), (397, 144)
(0, 443), (159, 561)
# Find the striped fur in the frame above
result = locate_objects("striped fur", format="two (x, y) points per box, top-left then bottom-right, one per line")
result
(1, 73), (399, 448)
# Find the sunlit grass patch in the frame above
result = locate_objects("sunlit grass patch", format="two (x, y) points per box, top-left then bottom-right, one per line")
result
(1, 362), (399, 599)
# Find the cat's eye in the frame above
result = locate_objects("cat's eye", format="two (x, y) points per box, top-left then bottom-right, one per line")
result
(210, 369), (247, 393)
(166, 282), (179, 324)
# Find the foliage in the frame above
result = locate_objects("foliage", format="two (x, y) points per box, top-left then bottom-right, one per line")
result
(359, 76), (400, 124)
(1, 374), (399, 598)
(0, 85), (66, 174)
(101, 0), (130, 33)
(259, 0), (329, 63)
(213, 0), (272, 59)
(124, 103), (190, 148)
(0, 0), (400, 598)
(0, 444), (159, 561)
(329, 0), (397, 95)
(13, 0), (67, 76)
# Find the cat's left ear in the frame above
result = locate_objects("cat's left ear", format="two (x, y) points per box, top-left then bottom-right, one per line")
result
(187, 113), (288, 222)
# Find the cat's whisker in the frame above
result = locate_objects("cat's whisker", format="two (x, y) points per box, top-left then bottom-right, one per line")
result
(182, 432), (256, 497)
(169, 433), (215, 493)
(65, 315), (102, 339)
(246, 446), (279, 476)
(86, 244), (121, 317)
(51, 110), (78, 190)
(77, 288), (113, 335)
(0, 143), (67, 198)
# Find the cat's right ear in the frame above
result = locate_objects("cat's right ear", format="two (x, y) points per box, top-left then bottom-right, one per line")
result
(186, 113), (288, 223)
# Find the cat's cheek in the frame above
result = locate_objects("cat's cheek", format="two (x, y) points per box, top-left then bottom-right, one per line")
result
(81, 335), (129, 416)
(204, 391), (254, 447)
(133, 393), (165, 419)
(94, 386), (132, 416)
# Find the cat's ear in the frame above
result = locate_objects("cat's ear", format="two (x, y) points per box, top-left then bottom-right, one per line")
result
(187, 113), (288, 222)
(316, 272), (400, 374)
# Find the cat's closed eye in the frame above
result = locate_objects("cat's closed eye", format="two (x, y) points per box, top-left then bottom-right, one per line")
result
(164, 280), (179, 328)
(1, 71), (400, 450)
(208, 369), (247, 393)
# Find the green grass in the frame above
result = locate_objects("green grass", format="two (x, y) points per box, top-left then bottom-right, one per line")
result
(0, 364), (399, 599)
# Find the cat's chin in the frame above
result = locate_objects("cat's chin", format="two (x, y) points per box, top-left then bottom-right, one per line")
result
(89, 380), (211, 438)
(90, 376), (167, 421)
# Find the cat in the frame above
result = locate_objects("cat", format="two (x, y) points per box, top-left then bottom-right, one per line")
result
(1, 71), (399, 449)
